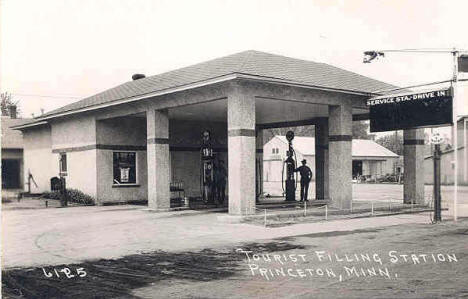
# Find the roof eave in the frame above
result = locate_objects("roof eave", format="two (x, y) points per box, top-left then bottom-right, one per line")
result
(11, 121), (49, 130)
(20, 73), (383, 129)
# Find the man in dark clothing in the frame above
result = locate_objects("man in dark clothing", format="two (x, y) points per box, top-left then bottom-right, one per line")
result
(295, 159), (313, 202)
(214, 160), (227, 204)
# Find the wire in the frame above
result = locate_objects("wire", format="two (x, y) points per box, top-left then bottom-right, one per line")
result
(372, 79), (454, 94)
(9, 93), (83, 99)
(374, 48), (467, 53)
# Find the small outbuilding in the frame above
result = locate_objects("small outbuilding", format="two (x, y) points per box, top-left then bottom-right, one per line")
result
(1, 113), (30, 191)
(263, 136), (399, 195)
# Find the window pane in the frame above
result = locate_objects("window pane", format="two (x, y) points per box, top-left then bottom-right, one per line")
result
(113, 152), (136, 184)
(60, 153), (67, 172)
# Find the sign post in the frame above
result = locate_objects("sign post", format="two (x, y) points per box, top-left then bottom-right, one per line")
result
(431, 133), (444, 222)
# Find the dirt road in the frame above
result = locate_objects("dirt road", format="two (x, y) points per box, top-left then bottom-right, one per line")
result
(3, 218), (467, 298)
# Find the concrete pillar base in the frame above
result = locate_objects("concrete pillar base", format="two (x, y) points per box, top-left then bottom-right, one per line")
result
(147, 109), (171, 210)
(328, 104), (353, 210)
(315, 118), (329, 200)
(227, 84), (256, 216)
(403, 129), (425, 204)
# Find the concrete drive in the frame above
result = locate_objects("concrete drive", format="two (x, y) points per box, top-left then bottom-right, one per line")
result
(3, 202), (434, 270)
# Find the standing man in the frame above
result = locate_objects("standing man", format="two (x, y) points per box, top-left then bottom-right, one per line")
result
(295, 159), (313, 202)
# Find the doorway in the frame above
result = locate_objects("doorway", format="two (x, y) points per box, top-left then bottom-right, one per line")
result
(2, 159), (21, 189)
(352, 160), (363, 179)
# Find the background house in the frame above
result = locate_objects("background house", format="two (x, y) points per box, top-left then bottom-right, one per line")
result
(263, 136), (399, 196)
(424, 115), (468, 185)
(1, 111), (30, 192)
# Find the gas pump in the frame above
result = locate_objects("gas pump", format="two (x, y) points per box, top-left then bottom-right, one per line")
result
(200, 130), (215, 204)
(282, 131), (297, 201)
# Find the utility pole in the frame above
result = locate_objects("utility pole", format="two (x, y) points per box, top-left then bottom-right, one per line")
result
(452, 49), (459, 222)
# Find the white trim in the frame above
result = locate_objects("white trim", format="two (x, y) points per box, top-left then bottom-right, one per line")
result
(23, 74), (238, 123)
(15, 73), (382, 129)
(12, 121), (48, 130)
(369, 87), (450, 100)
(235, 73), (378, 96)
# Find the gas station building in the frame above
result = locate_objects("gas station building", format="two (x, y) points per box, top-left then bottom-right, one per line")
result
(14, 50), (426, 215)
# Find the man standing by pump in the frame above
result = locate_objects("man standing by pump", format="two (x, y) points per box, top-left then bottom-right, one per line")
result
(295, 159), (313, 202)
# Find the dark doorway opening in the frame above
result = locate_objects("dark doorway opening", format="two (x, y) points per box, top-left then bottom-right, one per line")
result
(2, 159), (21, 189)
(352, 160), (363, 179)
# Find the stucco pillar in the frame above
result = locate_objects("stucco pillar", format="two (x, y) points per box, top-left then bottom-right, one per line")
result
(256, 129), (264, 201)
(403, 128), (425, 204)
(228, 85), (256, 215)
(315, 118), (329, 200)
(147, 109), (171, 210)
(328, 103), (352, 209)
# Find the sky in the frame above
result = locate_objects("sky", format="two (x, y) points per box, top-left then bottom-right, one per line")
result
(1, 0), (467, 139)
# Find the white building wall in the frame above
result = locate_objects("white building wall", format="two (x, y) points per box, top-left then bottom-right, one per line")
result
(424, 148), (467, 185)
(95, 117), (146, 204)
(51, 115), (98, 197)
(23, 126), (56, 193)
(96, 149), (147, 204)
(63, 150), (97, 198)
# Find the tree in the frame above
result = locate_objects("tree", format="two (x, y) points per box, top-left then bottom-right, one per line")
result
(375, 133), (403, 155)
(1, 92), (20, 117)
(263, 125), (315, 144)
(352, 121), (371, 139)
(263, 120), (373, 145)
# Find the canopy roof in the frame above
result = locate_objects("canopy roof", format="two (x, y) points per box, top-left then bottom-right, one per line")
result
(17, 50), (396, 128)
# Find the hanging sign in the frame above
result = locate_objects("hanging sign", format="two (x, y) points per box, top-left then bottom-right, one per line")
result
(367, 88), (453, 132)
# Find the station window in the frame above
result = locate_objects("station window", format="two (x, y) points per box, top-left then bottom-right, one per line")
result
(113, 152), (136, 184)
(59, 153), (67, 174)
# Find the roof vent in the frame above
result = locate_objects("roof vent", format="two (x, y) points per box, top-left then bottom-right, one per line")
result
(132, 74), (146, 81)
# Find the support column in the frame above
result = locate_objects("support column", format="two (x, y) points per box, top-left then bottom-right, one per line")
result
(228, 84), (256, 215)
(256, 129), (264, 201)
(147, 109), (171, 210)
(315, 118), (329, 200)
(403, 128), (425, 204)
(328, 103), (352, 209)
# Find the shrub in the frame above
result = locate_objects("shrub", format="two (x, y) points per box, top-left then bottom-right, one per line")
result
(67, 189), (95, 205)
(42, 188), (95, 205)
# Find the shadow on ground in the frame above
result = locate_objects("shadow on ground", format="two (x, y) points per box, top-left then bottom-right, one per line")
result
(2, 241), (306, 299)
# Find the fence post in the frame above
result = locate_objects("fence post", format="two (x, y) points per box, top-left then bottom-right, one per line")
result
(304, 201), (307, 217)
(264, 209), (267, 227)
(325, 205), (328, 221)
(350, 200), (353, 213)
